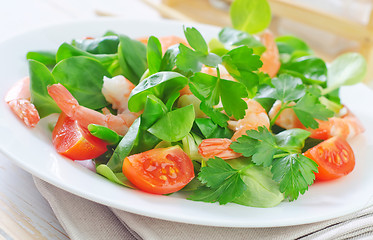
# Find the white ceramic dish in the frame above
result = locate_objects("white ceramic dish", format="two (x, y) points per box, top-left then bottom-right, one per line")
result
(1, 18), (373, 228)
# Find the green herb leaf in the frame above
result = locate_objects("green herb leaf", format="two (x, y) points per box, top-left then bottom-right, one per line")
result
(271, 154), (318, 201)
(276, 36), (312, 55)
(281, 56), (327, 85)
(293, 93), (334, 129)
(231, 127), (278, 166)
(52, 56), (110, 110)
(325, 52), (367, 94)
(222, 46), (262, 97)
(72, 35), (119, 54)
(189, 72), (248, 121)
(230, 0), (271, 34)
(271, 74), (305, 102)
(147, 36), (163, 75)
(96, 164), (135, 188)
(229, 158), (284, 208)
(176, 27), (221, 73)
(231, 127), (318, 201)
(194, 118), (233, 139)
(148, 105), (195, 142)
(218, 27), (265, 54)
(29, 60), (60, 118)
(176, 44), (221, 73)
(199, 102), (230, 127)
(160, 44), (179, 71)
(107, 118), (141, 172)
(128, 71), (188, 112)
(184, 26), (208, 55)
(189, 157), (246, 204)
(275, 129), (311, 152)
(56, 43), (118, 72)
(26, 51), (56, 67)
(118, 35), (147, 84)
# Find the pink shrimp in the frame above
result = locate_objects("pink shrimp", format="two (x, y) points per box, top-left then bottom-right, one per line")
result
(47, 76), (139, 136)
(198, 99), (270, 160)
(137, 35), (188, 54)
(259, 31), (281, 78)
(5, 77), (40, 127)
(269, 100), (364, 140)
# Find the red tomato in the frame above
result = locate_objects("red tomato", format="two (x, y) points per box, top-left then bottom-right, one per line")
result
(52, 112), (108, 160)
(123, 146), (195, 194)
(304, 137), (355, 181)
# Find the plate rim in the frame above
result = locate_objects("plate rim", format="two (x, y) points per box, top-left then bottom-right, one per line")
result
(1, 18), (373, 228)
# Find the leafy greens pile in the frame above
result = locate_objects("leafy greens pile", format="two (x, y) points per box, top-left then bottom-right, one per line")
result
(27, 0), (366, 207)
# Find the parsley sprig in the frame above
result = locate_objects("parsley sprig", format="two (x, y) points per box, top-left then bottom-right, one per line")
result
(189, 71), (248, 127)
(188, 157), (247, 204)
(257, 74), (334, 128)
(231, 127), (318, 201)
(179, 26), (264, 127)
(176, 26), (221, 73)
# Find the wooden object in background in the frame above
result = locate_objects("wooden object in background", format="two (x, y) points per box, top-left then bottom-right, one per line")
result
(161, 0), (373, 84)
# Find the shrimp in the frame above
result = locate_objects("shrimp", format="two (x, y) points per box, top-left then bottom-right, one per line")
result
(269, 100), (364, 140)
(5, 77), (40, 127)
(198, 99), (270, 159)
(137, 35), (188, 54)
(47, 75), (139, 136)
(259, 31), (281, 78)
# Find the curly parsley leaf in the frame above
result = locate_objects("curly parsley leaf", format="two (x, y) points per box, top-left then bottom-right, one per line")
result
(293, 93), (334, 129)
(184, 27), (208, 55)
(199, 102), (229, 127)
(188, 157), (246, 204)
(218, 27), (265, 54)
(272, 154), (318, 200)
(176, 27), (221, 73)
(222, 46), (262, 97)
(271, 74), (305, 101)
(231, 127), (278, 167)
(189, 72), (248, 126)
(257, 74), (333, 129)
(231, 127), (317, 201)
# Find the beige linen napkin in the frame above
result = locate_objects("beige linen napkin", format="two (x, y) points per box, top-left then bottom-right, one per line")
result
(33, 178), (373, 240)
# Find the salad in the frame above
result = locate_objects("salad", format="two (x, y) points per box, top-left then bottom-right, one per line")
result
(4, 0), (367, 208)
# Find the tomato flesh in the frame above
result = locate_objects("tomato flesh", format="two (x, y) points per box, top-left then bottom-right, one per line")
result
(123, 146), (195, 194)
(304, 137), (355, 181)
(52, 112), (108, 160)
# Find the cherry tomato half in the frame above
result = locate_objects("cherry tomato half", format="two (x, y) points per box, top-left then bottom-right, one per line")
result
(123, 146), (195, 194)
(52, 112), (108, 160)
(304, 137), (355, 181)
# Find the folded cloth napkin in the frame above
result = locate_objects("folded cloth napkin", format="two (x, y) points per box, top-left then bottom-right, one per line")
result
(33, 178), (373, 240)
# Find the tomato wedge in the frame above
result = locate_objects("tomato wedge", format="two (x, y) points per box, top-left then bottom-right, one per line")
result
(52, 112), (108, 160)
(304, 137), (355, 181)
(123, 146), (195, 194)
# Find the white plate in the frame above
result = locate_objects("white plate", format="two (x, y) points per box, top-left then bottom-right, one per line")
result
(1, 18), (373, 228)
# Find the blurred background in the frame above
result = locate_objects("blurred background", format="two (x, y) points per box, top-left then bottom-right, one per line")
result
(1, 0), (372, 87)
(161, 0), (373, 87)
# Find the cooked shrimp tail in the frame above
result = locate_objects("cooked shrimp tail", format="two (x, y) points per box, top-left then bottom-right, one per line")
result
(5, 77), (40, 127)
(269, 101), (364, 140)
(259, 31), (281, 78)
(48, 83), (135, 136)
(198, 138), (242, 160)
(198, 99), (270, 160)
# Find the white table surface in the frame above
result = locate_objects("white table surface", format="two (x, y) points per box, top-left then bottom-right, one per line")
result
(0, 1), (161, 239)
